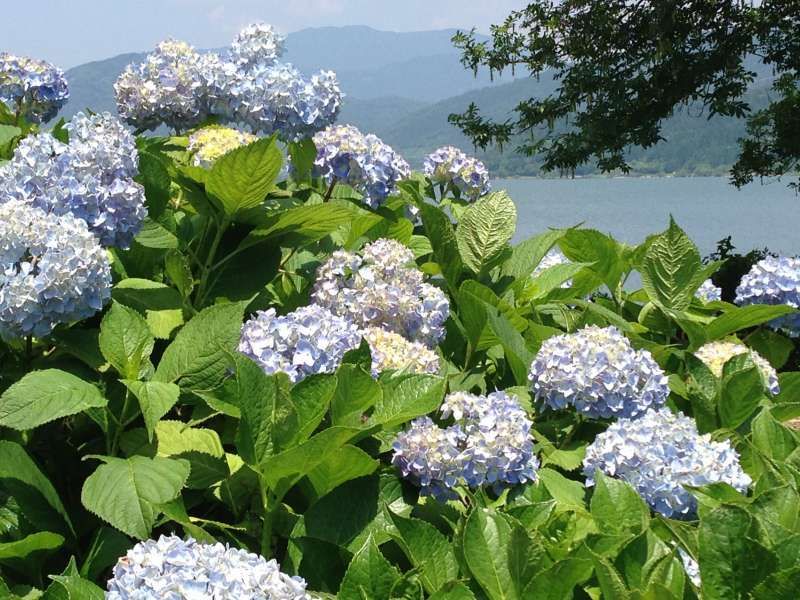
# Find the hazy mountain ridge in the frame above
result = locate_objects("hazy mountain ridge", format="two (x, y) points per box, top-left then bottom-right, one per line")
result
(58, 26), (768, 178)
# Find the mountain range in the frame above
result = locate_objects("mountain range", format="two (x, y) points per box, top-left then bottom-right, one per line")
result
(59, 26), (766, 177)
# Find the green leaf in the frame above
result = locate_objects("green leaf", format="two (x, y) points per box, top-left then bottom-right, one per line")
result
(112, 278), (185, 339)
(751, 567), (800, 600)
(486, 307), (533, 385)
(501, 230), (566, 281)
(331, 364), (382, 427)
(338, 536), (402, 600)
(590, 471), (649, 535)
(153, 421), (228, 489)
(154, 301), (246, 390)
(99, 302), (154, 379)
(121, 380), (180, 441)
(164, 250), (194, 299)
(260, 426), (360, 490)
(417, 202), (463, 292)
(0, 369), (107, 431)
(746, 329), (794, 369)
(560, 228), (624, 292)
(133, 218), (178, 249)
(81, 455), (190, 539)
(699, 504), (776, 599)
(306, 445), (378, 499)
(640, 218), (700, 311)
(706, 304), (799, 341)
(206, 137), (282, 216)
(368, 374), (444, 428)
(288, 374), (338, 445)
(591, 553), (630, 600)
(245, 202), (354, 247)
(537, 468), (586, 511)
(429, 582), (477, 600)
(288, 138), (316, 182)
(0, 532), (63, 560)
(719, 357), (767, 428)
(462, 509), (515, 600)
(136, 150), (171, 218)
(456, 190), (517, 274)
(389, 511), (459, 593)
(78, 526), (132, 582)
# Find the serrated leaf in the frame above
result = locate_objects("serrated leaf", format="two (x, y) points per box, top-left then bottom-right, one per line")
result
(463, 509), (515, 600)
(100, 302), (154, 379)
(154, 421), (227, 489)
(0, 532), (63, 560)
(590, 471), (650, 535)
(338, 536), (402, 600)
(206, 137), (282, 216)
(706, 304), (798, 340)
(306, 445), (378, 499)
(133, 218), (178, 249)
(81, 455), (190, 539)
(121, 380), (180, 441)
(368, 374), (444, 428)
(112, 278), (184, 339)
(417, 202), (463, 292)
(640, 218), (700, 311)
(389, 511), (459, 593)
(0, 370), (107, 430)
(154, 301), (246, 390)
(456, 190), (517, 274)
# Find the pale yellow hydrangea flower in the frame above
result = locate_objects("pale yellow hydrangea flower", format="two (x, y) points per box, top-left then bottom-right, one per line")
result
(188, 125), (257, 168)
(364, 326), (440, 377)
(694, 340), (779, 394)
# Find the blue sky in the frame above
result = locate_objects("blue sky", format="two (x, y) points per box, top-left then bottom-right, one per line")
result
(2, 0), (526, 68)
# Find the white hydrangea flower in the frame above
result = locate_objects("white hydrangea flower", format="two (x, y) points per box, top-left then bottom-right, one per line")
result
(363, 326), (440, 377)
(188, 125), (257, 168)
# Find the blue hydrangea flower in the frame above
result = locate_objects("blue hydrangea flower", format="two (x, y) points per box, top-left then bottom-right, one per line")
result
(679, 549), (701, 588)
(115, 39), (214, 131)
(0, 52), (69, 123)
(363, 326), (440, 377)
(735, 256), (800, 336)
(0, 200), (111, 340)
(229, 62), (342, 141)
(694, 340), (779, 395)
(696, 278), (722, 303)
(528, 325), (669, 419)
(229, 22), (286, 69)
(312, 124), (410, 209)
(393, 391), (538, 501)
(238, 305), (362, 383)
(0, 112), (147, 248)
(583, 408), (751, 519)
(312, 238), (449, 347)
(532, 247), (572, 288)
(423, 145), (490, 201)
(106, 535), (311, 599)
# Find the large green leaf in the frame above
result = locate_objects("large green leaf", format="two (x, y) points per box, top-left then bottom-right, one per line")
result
(706, 304), (798, 340)
(331, 364), (382, 426)
(560, 228), (624, 292)
(306, 445), (378, 499)
(456, 190), (517, 274)
(153, 421), (228, 489)
(0, 531), (63, 560)
(718, 356), (767, 428)
(368, 374), (444, 428)
(640, 218), (700, 311)
(0, 370), (107, 431)
(590, 471), (649, 535)
(417, 202), (463, 292)
(154, 301), (246, 390)
(99, 302), (154, 379)
(389, 511), (459, 593)
(81, 455), (190, 539)
(206, 137), (282, 216)
(501, 230), (566, 281)
(112, 278), (185, 339)
(245, 202), (354, 247)
(338, 536), (402, 600)
(485, 307), (533, 386)
(121, 380), (180, 441)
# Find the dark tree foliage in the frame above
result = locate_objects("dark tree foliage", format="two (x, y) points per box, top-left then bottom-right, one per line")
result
(450, 0), (799, 187)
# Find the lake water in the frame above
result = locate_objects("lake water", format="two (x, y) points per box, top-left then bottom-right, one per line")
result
(495, 176), (800, 256)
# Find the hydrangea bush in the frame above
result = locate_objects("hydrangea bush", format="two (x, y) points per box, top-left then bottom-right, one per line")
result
(0, 28), (797, 600)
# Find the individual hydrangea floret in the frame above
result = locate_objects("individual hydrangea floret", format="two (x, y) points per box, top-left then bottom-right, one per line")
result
(696, 278), (722, 303)
(0, 200), (111, 340)
(0, 112), (147, 248)
(312, 124), (410, 209)
(423, 145), (490, 201)
(694, 340), (779, 395)
(106, 535), (310, 599)
(528, 325), (669, 419)
(393, 391), (538, 501)
(583, 408), (751, 518)
(229, 22), (286, 69)
(363, 326), (440, 377)
(735, 256), (800, 336)
(0, 52), (69, 123)
(238, 305), (361, 383)
(312, 238), (449, 346)
(114, 39), (214, 131)
(229, 63), (342, 141)
(188, 125), (257, 168)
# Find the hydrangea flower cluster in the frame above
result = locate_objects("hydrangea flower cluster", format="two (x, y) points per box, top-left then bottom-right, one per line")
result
(188, 125), (257, 168)
(583, 408), (751, 518)
(532, 248), (572, 287)
(229, 23), (286, 68)
(363, 326), (440, 377)
(393, 391), (538, 501)
(229, 63), (342, 141)
(528, 325), (669, 419)
(695, 278), (722, 303)
(312, 124), (410, 208)
(735, 256), (800, 336)
(694, 340), (779, 395)
(115, 24), (342, 139)
(0, 52), (69, 123)
(106, 535), (311, 599)
(0, 112), (146, 248)
(238, 305), (361, 383)
(312, 238), (448, 346)
(423, 145), (490, 200)
(0, 200), (111, 340)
